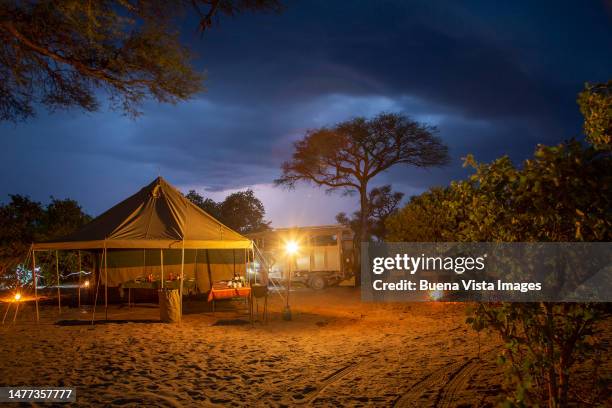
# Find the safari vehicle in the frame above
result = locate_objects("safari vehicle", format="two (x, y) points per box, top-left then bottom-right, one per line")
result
(248, 225), (354, 289)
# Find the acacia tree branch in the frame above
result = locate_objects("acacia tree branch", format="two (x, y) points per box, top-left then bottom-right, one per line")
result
(277, 167), (360, 190)
(192, 0), (223, 32)
(0, 21), (145, 92)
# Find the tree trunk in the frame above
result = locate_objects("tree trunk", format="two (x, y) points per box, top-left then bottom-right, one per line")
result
(355, 185), (369, 286)
(359, 186), (369, 243)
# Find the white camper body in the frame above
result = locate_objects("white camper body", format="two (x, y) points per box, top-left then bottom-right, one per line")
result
(248, 225), (354, 289)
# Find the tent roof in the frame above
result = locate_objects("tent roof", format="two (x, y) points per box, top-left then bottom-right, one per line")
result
(33, 177), (252, 250)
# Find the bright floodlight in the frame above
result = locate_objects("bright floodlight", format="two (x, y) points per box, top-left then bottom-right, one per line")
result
(83, 280), (90, 288)
(285, 241), (299, 255)
(14, 293), (21, 301)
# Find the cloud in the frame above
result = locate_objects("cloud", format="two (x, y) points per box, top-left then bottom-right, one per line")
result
(0, 0), (610, 226)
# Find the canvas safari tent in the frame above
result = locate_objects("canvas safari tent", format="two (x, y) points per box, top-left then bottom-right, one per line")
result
(30, 177), (253, 322)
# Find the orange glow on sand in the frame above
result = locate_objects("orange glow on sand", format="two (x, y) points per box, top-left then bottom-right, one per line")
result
(0, 294), (44, 303)
(429, 290), (444, 301)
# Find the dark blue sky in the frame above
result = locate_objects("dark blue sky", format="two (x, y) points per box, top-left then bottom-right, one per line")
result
(1, 0), (610, 226)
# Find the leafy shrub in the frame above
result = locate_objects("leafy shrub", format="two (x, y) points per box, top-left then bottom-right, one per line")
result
(387, 140), (611, 406)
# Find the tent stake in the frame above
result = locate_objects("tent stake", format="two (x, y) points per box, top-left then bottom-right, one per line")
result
(12, 301), (19, 323)
(56, 250), (61, 315)
(2, 303), (11, 324)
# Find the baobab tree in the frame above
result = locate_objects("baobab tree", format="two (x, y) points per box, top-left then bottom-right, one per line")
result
(276, 112), (450, 278)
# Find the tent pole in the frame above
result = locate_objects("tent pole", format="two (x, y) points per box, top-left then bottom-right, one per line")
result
(252, 248), (257, 284)
(245, 247), (251, 324)
(32, 249), (39, 323)
(205, 249), (212, 291)
(250, 247), (255, 284)
(56, 250), (61, 315)
(91, 251), (102, 325)
(244, 248), (247, 281)
(180, 242), (185, 323)
(160, 249), (164, 288)
(104, 246), (108, 321)
(77, 250), (81, 309)
(193, 250), (198, 293)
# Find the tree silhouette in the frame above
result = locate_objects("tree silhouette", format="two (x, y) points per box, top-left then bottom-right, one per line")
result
(185, 189), (270, 234)
(276, 112), (449, 267)
(0, 0), (281, 121)
(275, 113), (449, 237)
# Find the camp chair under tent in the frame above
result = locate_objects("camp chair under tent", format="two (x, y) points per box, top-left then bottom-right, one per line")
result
(29, 176), (254, 323)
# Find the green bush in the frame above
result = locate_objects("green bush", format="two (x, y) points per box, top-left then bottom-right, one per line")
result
(386, 141), (611, 406)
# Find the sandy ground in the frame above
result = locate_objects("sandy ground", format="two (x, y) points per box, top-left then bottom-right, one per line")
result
(0, 288), (606, 407)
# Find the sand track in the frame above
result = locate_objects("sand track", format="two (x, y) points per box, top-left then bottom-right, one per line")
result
(393, 358), (472, 407)
(392, 348), (497, 408)
(435, 352), (495, 408)
(303, 351), (382, 405)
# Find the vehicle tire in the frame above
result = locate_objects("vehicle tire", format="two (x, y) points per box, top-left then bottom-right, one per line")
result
(309, 275), (326, 290)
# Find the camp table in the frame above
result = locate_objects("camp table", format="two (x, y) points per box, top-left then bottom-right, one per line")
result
(207, 287), (252, 321)
(122, 280), (159, 290)
(122, 280), (196, 307)
(162, 280), (196, 291)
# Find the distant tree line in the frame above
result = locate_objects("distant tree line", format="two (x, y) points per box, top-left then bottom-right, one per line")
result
(0, 195), (91, 284)
(185, 189), (270, 234)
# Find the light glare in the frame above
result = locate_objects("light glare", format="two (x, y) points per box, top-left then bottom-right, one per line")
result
(285, 241), (299, 255)
(429, 290), (443, 301)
